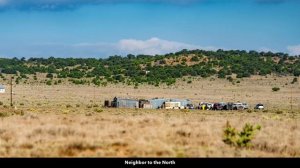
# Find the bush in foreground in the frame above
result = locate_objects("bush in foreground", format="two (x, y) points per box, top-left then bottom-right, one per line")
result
(223, 121), (261, 148)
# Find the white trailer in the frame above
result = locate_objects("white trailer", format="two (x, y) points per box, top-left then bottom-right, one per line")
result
(165, 102), (184, 109)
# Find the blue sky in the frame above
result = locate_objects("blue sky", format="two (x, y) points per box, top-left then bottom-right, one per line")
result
(0, 0), (300, 58)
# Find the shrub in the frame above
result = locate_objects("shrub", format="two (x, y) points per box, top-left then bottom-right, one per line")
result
(0, 101), (3, 106)
(180, 109), (190, 113)
(0, 112), (9, 118)
(191, 56), (199, 62)
(102, 81), (107, 87)
(20, 74), (27, 79)
(15, 78), (20, 84)
(246, 109), (252, 113)
(20, 103), (24, 106)
(159, 60), (166, 64)
(85, 113), (93, 116)
(272, 87), (280, 92)
(223, 121), (237, 146)
(66, 104), (72, 108)
(134, 83), (139, 89)
(227, 76), (233, 82)
(218, 72), (226, 78)
(46, 80), (52, 86)
(46, 73), (53, 79)
(291, 77), (298, 84)
(223, 121), (261, 148)
(187, 80), (192, 84)
(236, 123), (261, 148)
(94, 108), (103, 113)
(93, 104), (99, 107)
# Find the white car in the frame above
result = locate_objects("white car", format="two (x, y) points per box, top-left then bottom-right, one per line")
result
(242, 103), (249, 109)
(233, 103), (244, 110)
(254, 104), (264, 110)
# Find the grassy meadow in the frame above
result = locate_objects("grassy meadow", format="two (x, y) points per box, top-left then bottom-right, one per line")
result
(0, 75), (299, 157)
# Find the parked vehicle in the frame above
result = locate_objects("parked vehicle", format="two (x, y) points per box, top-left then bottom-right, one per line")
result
(213, 102), (227, 110)
(224, 102), (234, 110)
(232, 103), (244, 110)
(199, 102), (214, 110)
(185, 104), (195, 109)
(206, 103), (214, 110)
(254, 104), (264, 110)
(199, 103), (206, 110)
(242, 103), (249, 109)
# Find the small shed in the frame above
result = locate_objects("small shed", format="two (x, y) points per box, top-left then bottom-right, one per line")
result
(111, 97), (139, 108)
(0, 85), (5, 93)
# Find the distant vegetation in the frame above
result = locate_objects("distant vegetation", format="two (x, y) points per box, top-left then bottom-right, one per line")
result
(272, 87), (280, 92)
(0, 49), (299, 86)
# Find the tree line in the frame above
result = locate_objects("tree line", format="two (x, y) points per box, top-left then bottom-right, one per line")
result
(0, 49), (299, 86)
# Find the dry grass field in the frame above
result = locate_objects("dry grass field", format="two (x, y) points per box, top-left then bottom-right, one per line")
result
(0, 75), (300, 157)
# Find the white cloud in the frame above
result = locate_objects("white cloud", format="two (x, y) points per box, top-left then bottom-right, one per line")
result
(118, 37), (196, 55)
(0, 37), (218, 58)
(287, 44), (300, 56)
(63, 37), (217, 56)
(258, 47), (277, 53)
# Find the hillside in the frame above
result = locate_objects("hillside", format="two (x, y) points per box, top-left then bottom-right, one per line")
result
(0, 50), (300, 157)
(0, 49), (300, 86)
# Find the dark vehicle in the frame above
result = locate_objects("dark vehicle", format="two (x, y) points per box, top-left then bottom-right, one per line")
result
(186, 104), (194, 109)
(213, 102), (227, 110)
(224, 102), (234, 110)
(254, 104), (264, 110)
(213, 103), (221, 110)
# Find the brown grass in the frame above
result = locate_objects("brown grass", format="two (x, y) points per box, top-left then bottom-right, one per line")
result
(1, 75), (299, 109)
(0, 108), (300, 157)
(0, 75), (299, 157)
